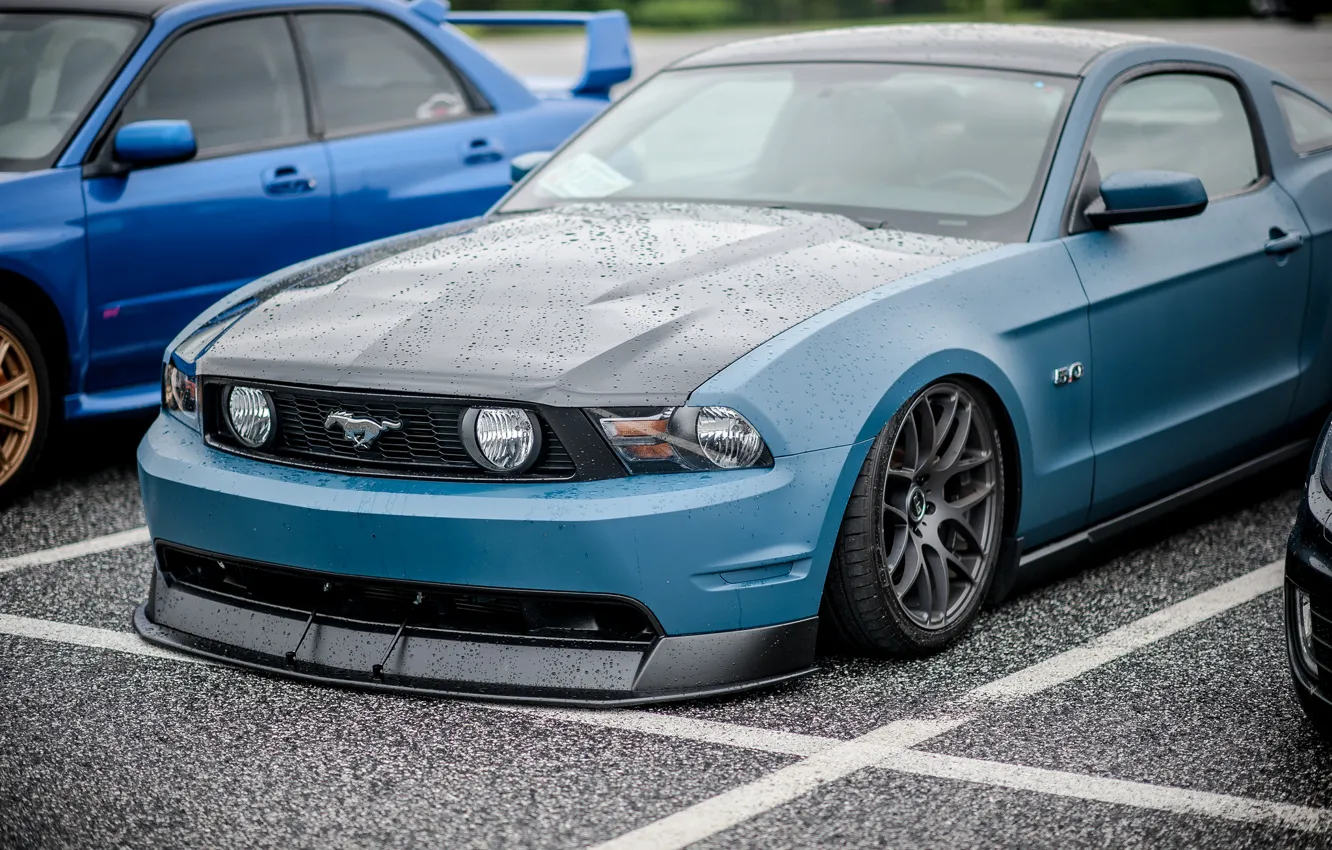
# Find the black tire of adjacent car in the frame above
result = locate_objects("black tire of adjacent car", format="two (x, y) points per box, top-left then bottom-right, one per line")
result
(0, 302), (51, 507)
(823, 379), (1006, 656)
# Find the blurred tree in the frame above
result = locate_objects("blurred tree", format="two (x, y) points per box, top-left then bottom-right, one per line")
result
(1048, 0), (1248, 15)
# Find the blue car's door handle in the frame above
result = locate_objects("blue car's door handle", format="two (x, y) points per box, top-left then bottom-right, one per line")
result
(462, 137), (504, 166)
(1265, 228), (1305, 256)
(262, 165), (317, 196)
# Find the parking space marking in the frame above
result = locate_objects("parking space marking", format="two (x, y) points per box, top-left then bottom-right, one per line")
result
(963, 560), (1284, 704)
(497, 707), (837, 757)
(588, 718), (972, 850)
(0, 613), (209, 665)
(590, 558), (1290, 850)
(0, 526), (150, 574)
(0, 558), (1309, 847)
(880, 749), (1332, 834)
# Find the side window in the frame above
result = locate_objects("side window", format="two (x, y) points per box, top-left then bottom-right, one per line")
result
(1090, 73), (1260, 199)
(120, 16), (307, 155)
(297, 13), (471, 137)
(1274, 85), (1332, 155)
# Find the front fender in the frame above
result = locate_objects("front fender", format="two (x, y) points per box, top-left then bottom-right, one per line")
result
(690, 240), (1094, 548)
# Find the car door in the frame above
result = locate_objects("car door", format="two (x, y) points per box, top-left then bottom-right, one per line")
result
(1064, 69), (1312, 521)
(82, 15), (333, 394)
(294, 11), (514, 248)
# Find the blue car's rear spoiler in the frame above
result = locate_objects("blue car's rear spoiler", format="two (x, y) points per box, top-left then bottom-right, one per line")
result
(409, 0), (633, 98)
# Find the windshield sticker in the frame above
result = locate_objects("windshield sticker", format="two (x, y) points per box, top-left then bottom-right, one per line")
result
(538, 153), (633, 199)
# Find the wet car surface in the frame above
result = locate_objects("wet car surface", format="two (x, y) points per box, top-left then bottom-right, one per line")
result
(4, 19), (1332, 850)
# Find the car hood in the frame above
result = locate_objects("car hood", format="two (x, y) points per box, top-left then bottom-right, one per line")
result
(199, 203), (999, 407)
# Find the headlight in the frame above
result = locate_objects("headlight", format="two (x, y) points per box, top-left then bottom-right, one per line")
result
(592, 406), (772, 474)
(225, 385), (275, 448)
(162, 361), (197, 425)
(461, 406), (542, 473)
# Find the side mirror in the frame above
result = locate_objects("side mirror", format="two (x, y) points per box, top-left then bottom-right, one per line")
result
(511, 151), (552, 184)
(114, 120), (197, 167)
(1086, 170), (1207, 229)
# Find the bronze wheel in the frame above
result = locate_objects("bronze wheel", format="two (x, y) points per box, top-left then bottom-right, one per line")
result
(0, 303), (50, 502)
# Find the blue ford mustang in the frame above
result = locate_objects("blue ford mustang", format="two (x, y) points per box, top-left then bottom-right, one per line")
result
(0, 0), (629, 501)
(135, 24), (1332, 705)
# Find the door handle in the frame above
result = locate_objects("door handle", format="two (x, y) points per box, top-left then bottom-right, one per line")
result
(462, 137), (504, 166)
(262, 165), (317, 195)
(1265, 228), (1305, 256)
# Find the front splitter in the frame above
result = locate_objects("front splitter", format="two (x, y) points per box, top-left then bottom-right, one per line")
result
(133, 573), (819, 707)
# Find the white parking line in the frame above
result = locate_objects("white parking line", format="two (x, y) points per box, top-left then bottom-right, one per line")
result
(589, 559), (1288, 850)
(964, 561), (1285, 703)
(0, 558), (1303, 844)
(498, 706), (836, 758)
(588, 718), (972, 850)
(881, 749), (1332, 835)
(0, 526), (150, 574)
(0, 614), (208, 664)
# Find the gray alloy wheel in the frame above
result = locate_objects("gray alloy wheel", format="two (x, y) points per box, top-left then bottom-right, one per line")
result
(824, 380), (1005, 655)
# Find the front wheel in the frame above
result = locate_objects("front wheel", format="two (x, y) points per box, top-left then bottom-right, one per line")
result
(824, 379), (1005, 656)
(0, 303), (51, 506)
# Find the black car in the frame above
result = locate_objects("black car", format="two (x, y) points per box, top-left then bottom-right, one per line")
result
(1287, 416), (1332, 732)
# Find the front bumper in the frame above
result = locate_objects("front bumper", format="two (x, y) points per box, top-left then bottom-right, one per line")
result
(1286, 497), (1332, 710)
(137, 414), (865, 702)
(134, 562), (817, 706)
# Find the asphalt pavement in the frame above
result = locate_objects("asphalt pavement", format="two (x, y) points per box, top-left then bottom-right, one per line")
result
(3, 18), (1332, 850)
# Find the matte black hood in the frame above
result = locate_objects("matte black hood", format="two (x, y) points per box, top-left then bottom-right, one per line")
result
(200, 204), (996, 407)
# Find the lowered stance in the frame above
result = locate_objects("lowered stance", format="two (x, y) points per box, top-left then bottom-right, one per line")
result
(0, 0), (630, 501)
(136, 25), (1332, 704)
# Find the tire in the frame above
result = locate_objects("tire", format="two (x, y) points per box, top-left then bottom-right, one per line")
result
(824, 379), (1005, 656)
(0, 302), (51, 506)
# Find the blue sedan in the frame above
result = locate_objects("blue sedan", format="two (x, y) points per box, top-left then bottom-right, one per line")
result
(136, 24), (1332, 704)
(0, 0), (629, 501)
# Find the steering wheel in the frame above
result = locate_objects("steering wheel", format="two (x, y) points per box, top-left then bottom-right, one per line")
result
(923, 170), (1018, 202)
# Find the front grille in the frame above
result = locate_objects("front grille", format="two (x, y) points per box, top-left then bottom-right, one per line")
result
(158, 544), (659, 644)
(203, 381), (576, 480)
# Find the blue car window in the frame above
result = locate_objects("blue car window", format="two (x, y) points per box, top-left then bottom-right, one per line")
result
(1091, 73), (1260, 199)
(119, 16), (307, 156)
(0, 13), (142, 171)
(1274, 84), (1332, 156)
(297, 13), (471, 137)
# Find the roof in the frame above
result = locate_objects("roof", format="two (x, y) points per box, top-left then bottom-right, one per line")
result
(0, 0), (191, 16)
(672, 23), (1165, 77)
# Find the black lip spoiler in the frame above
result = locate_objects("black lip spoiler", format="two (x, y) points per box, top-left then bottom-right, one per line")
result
(132, 568), (818, 707)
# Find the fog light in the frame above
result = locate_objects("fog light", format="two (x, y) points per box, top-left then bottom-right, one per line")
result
(462, 407), (541, 473)
(226, 385), (275, 448)
(1296, 587), (1319, 679)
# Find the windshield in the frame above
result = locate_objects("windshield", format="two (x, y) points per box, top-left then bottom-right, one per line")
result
(501, 63), (1073, 242)
(0, 13), (143, 171)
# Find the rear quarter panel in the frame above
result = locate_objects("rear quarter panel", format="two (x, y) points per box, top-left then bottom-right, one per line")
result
(1260, 76), (1332, 422)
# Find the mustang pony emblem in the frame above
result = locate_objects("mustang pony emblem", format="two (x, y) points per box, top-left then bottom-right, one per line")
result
(324, 411), (402, 449)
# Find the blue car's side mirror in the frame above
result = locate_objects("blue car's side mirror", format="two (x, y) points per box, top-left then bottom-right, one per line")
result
(1087, 169), (1208, 229)
(511, 151), (552, 184)
(114, 120), (197, 167)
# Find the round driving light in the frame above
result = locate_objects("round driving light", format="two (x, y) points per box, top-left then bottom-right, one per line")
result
(695, 406), (764, 469)
(462, 407), (541, 473)
(226, 385), (275, 448)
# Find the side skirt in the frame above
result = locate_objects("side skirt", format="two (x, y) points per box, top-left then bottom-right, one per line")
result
(1015, 439), (1311, 586)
